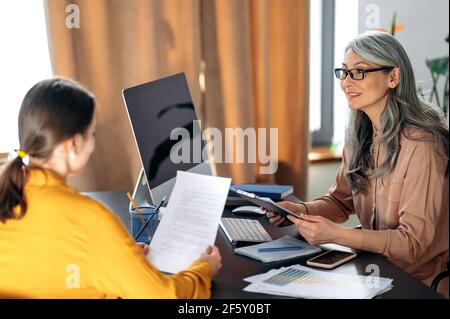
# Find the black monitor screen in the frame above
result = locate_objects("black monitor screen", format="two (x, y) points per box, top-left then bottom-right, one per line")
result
(123, 73), (203, 189)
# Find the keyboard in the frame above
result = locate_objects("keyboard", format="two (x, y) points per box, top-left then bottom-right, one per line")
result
(220, 217), (272, 245)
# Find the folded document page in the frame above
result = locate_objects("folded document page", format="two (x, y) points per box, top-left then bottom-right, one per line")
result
(234, 235), (321, 262)
(148, 171), (231, 273)
(243, 264), (393, 299)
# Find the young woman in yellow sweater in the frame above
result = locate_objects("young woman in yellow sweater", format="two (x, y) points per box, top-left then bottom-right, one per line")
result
(0, 78), (222, 298)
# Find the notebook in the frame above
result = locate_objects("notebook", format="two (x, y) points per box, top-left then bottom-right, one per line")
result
(229, 184), (293, 200)
(234, 235), (321, 263)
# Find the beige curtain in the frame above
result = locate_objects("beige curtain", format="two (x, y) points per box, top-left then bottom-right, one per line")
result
(45, 0), (309, 199)
(45, 0), (203, 192)
(200, 0), (309, 198)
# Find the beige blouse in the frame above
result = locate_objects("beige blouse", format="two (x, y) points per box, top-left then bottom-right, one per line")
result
(305, 127), (448, 296)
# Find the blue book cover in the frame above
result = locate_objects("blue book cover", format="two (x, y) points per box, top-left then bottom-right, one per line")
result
(228, 184), (293, 200)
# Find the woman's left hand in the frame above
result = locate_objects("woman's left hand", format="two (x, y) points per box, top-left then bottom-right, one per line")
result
(286, 214), (341, 246)
(136, 242), (150, 256)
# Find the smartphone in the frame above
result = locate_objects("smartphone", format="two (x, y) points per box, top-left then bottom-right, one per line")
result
(306, 250), (357, 269)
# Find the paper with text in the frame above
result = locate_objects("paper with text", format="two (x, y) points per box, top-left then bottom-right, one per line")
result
(148, 171), (231, 273)
(243, 264), (393, 299)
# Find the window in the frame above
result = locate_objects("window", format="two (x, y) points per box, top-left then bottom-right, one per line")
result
(309, 0), (359, 148)
(0, 1), (52, 153)
(309, 0), (335, 147)
(333, 0), (359, 147)
(308, 0), (322, 134)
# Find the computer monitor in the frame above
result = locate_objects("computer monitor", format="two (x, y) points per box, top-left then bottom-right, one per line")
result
(122, 73), (212, 207)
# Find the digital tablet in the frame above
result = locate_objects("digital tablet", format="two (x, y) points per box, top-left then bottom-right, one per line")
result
(229, 187), (302, 219)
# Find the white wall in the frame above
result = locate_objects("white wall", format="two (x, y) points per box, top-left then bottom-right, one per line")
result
(307, 161), (340, 201)
(0, 1), (51, 153)
(358, 0), (449, 106)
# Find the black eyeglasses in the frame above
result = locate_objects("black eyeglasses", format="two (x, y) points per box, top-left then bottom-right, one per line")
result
(334, 67), (394, 80)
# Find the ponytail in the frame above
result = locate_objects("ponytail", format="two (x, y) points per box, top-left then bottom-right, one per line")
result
(0, 157), (28, 223)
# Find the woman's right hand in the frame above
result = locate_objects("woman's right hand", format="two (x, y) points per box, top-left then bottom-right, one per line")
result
(199, 245), (222, 277)
(266, 201), (305, 226)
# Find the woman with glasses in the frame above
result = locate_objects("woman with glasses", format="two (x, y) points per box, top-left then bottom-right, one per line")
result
(268, 31), (449, 297)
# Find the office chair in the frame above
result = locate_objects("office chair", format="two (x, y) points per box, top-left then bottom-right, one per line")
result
(431, 262), (449, 291)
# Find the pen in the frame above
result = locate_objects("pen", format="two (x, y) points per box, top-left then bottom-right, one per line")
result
(134, 196), (167, 240)
(127, 192), (152, 238)
(258, 246), (304, 253)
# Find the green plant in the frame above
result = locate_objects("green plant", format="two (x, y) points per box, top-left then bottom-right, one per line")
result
(425, 35), (449, 117)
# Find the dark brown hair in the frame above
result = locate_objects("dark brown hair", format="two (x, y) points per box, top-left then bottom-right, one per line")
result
(0, 78), (95, 223)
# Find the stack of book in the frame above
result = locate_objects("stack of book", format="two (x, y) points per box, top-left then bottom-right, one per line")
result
(226, 184), (294, 206)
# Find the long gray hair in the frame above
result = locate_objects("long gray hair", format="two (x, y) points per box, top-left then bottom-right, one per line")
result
(344, 31), (448, 194)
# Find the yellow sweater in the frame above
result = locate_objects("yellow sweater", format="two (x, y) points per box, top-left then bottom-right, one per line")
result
(0, 169), (212, 298)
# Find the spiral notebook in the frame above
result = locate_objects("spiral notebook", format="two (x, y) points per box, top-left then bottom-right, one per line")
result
(234, 235), (321, 263)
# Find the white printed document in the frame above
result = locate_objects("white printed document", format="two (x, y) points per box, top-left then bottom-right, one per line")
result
(243, 264), (393, 299)
(148, 171), (231, 273)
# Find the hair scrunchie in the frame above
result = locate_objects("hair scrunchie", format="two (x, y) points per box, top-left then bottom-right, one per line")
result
(14, 149), (30, 166)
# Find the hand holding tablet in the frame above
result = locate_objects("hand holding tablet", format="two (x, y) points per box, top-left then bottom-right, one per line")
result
(229, 187), (303, 219)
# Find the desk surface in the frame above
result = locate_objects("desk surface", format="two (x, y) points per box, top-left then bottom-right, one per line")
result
(86, 191), (443, 299)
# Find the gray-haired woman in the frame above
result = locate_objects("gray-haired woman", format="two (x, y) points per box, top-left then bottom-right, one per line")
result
(268, 31), (449, 297)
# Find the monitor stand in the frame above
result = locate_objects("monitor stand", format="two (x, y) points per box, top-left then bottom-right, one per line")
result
(129, 168), (155, 212)
(130, 161), (214, 212)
